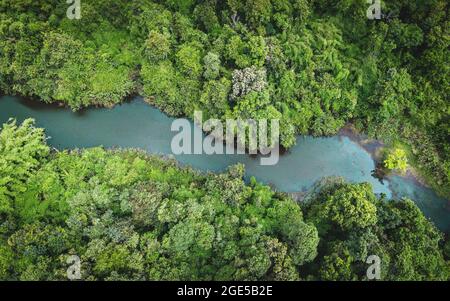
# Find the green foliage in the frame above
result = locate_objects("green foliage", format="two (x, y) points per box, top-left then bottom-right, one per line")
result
(141, 60), (182, 116)
(203, 52), (221, 80)
(176, 43), (203, 78)
(384, 148), (408, 173)
(303, 177), (449, 281)
(200, 78), (231, 117)
(305, 181), (378, 235)
(0, 122), (448, 281)
(318, 243), (357, 281)
(0, 119), (49, 218)
(145, 30), (171, 62)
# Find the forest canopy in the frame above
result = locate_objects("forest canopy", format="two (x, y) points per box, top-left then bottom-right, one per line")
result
(0, 0), (449, 281)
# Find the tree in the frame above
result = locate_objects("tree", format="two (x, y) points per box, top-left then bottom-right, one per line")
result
(0, 119), (49, 218)
(145, 30), (171, 62)
(200, 78), (231, 117)
(305, 182), (378, 233)
(267, 199), (318, 265)
(203, 52), (221, 80)
(303, 178), (449, 281)
(0, 244), (13, 280)
(176, 43), (202, 78)
(245, 0), (272, 31)
(231, 67), (267, 101)
(165, 0), (195, 15)
(141, 60), (181, 115)
(384, 148), (408, 173)
(318, 243), (357, 281)
(193, 1), (220, 32)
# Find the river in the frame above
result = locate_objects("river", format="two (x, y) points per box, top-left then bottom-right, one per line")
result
(1, 95), (448, 232)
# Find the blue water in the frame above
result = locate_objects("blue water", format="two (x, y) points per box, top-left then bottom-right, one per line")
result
(1, 95), (448, 232)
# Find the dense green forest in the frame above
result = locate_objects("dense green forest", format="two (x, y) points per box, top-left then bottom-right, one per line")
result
(0, 119), (448, 280)
(0, 0), (448, 199)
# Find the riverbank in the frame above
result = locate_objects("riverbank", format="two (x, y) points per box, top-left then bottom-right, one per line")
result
(1, 94), (441, 192)
(338, 123), (434, 189)
(342, 124), (450, 219)
(285, 123), (434, 203)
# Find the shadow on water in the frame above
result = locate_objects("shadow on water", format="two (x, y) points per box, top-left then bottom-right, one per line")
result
(17, 96), (69, 111)
(13, 93), (141, 116)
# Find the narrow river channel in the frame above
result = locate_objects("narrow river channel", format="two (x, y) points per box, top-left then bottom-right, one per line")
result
(1, 95), (448, 232)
